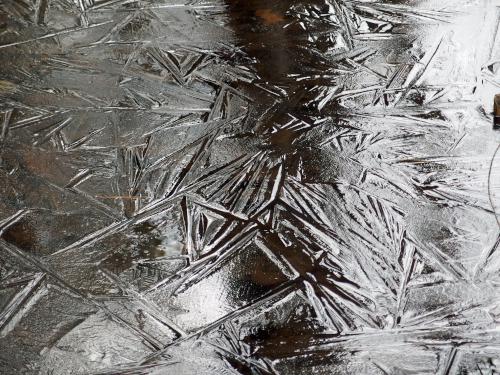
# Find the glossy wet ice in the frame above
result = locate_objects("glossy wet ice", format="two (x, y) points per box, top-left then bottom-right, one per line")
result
(1, 0), (500, 373)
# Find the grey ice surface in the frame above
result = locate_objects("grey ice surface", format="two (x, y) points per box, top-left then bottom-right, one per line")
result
(1, 0), (500, 373)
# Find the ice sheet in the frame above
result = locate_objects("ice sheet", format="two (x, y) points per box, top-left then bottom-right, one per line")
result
(1, 0), (500, 373)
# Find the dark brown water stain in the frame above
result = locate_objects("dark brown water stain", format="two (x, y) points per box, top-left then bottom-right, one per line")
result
(2, 220), (39, 253)
(225, 0), (344, 171)
(255, 9), (285, 25)
(226, 0), (296, 85)
(101, 221), (166, 275)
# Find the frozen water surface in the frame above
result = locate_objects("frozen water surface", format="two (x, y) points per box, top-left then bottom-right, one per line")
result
(1, 0), (500, 373)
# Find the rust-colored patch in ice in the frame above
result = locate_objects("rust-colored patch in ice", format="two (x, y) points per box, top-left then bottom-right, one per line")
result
(255, 9), (284, 25)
